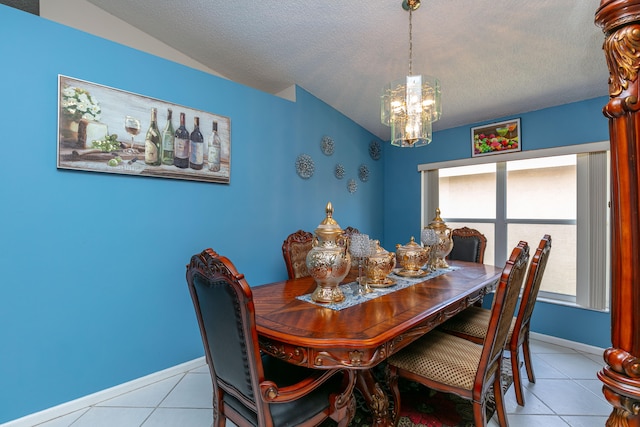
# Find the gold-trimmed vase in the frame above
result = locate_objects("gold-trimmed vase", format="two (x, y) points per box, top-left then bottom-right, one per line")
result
(427, 208), (453, 269)
(306, 202), (351, 303)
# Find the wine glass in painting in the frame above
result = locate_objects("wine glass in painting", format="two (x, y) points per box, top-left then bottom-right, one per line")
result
(124, 116), (141, 154)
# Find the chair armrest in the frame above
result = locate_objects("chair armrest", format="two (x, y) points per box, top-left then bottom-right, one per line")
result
(259, 368), (354, 404)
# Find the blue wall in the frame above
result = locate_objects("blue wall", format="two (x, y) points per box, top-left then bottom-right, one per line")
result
(382, 98), (612, 349)
(0, 6), (384, 423)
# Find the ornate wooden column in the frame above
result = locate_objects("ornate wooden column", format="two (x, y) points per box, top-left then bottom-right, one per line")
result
(595, 2), (640, 426)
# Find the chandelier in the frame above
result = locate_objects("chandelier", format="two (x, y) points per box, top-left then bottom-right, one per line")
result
(381, 0), (441, 147)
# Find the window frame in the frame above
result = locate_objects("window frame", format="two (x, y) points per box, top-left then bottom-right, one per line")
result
(419, 141), (610, 311)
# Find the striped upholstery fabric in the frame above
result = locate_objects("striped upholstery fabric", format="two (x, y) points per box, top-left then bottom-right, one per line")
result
(388, 330), (491, 391)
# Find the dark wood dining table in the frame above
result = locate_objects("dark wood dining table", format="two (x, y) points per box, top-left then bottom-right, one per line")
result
(253, 260), (502, 426)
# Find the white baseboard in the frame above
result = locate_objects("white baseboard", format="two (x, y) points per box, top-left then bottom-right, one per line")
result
(2, 333), (607, 426)
(2, 357), (206, 427)
(530, 331), (606, 356)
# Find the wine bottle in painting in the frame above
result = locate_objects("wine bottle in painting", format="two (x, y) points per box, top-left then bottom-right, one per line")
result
(189, 116), (204, 170)
(207, 121), (221, 172)
(144, 108), (161, 166)
(173, 112), (190, 169)
(161, 108), (175, 165)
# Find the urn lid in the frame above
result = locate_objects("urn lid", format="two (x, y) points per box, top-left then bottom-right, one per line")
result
(427, 208), (450, 232)
(369, 239), (387, 256)
(396, 236), (424, 254)
(314, 202), (344, 241)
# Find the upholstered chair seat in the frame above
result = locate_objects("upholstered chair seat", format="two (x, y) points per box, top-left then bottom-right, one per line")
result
(442, 307), (514, 342)
(388, 330), (489, 391)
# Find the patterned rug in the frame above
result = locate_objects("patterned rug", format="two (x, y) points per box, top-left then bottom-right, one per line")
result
(339, 360), (514, 427)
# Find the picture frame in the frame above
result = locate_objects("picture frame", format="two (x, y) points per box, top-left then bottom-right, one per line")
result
(471, 118), (521, 157)
(57, 75), (231, 184)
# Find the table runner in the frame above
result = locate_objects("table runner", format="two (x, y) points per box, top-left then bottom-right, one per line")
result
(296, 266), (459, 311)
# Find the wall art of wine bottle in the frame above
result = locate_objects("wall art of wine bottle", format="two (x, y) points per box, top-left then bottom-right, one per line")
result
(57, 75), (231, 184)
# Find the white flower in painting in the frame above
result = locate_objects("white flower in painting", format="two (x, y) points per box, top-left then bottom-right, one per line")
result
(77, 93), (89, 104)
(77, 102), (88, 113)
(61, 99), (75, 108)
(61, 85), (101, 122)
(62, 87), (76, 97)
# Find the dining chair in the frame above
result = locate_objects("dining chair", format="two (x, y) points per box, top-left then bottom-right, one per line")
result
(386, 241), (530, 427)
(447, 226), (488, 264)
(342, 226), (360, 237)
(186, 248), (356, 427)
(282, 230), (314, 279)
(439, 234), (552, 406)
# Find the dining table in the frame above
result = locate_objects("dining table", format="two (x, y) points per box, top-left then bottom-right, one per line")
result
(252, 260), (503, 426)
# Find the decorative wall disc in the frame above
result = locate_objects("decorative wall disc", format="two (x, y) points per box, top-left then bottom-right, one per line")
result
(369, 140), (382, 160)
(321, 136), (335, 156)
(335, 163), (345, 179)
(295, 154), (315, 179)
(347, 178), (357, 193)
(358, 164), (369, 182)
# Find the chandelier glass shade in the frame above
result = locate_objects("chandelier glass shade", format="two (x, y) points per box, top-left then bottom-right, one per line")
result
(381, 0), (441, 148)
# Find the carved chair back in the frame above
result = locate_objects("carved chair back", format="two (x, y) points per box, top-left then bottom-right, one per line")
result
(282, 230), (314, 279)
(448, 227), (487, 263)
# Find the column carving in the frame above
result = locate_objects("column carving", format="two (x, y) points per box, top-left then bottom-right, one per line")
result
(595, 2), (640, 426)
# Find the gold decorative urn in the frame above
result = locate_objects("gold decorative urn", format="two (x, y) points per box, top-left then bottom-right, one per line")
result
(427, 208), (453, 269)
(365, 240), (396, 286)
(395, 236), (430, 277)
(306, 202), (352, 303)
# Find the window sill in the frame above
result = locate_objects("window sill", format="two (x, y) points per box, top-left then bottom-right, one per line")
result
(536, 296), (610, 313)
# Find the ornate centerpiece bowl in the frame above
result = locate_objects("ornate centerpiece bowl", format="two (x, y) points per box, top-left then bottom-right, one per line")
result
(395, 236), (430, 277)
(365, 240), (396, 286)
(306, 202), (351, 303)
(427, 208), (453, 269)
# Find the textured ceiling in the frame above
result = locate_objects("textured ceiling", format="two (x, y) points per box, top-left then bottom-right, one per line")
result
(85, 0), (610, 141)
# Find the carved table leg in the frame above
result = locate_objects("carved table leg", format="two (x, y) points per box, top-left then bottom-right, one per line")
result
(356, 370), (393, 427)
(599, 350), (640, 427)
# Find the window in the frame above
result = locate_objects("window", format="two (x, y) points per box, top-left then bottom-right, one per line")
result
(420, 142), (610, 310)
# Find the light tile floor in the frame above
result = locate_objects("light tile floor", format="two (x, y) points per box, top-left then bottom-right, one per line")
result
(32, 339), (611, 427)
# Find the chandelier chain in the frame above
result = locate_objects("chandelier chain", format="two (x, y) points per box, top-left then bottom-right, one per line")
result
(409, 8), (413, 76)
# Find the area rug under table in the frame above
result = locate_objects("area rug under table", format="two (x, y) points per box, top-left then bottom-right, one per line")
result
(339, 360), (514, 427)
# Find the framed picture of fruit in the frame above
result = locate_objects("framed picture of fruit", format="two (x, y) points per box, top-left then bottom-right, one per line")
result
(471, 118), (521, 157)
